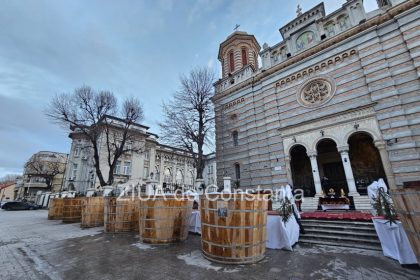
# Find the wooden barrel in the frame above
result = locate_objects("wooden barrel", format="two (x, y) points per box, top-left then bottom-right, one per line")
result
(48, 198), (64, 220)
(200, 193), (268, 264)
(104, 197), (138, 233)
(81, 197), (104, 228)
(62, 198), (84, 223)
(391, 183), (420, 265)
(104, 197), (117, 233)
(138, 195), (193, 244)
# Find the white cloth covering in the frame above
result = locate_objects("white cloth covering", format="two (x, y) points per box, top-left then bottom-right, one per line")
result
(321, 204), (350, 210)
(266, 215), (300, 251)
(377, 178), (388, 193)
(189, 210), (201, 234)
(372, 218), (417, 264)
(367, 181), (380, 202)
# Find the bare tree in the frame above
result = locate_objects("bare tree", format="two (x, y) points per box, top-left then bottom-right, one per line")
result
(24, 157), (66, 190)
(0, 174), (21, 184)
(159, 67), (215, 179)
(46, 86), (144, 186)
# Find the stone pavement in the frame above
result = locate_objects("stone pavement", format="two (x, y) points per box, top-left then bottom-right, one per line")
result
(0, 210), (419, 280)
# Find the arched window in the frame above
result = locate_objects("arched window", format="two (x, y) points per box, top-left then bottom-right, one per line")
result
(229, 51), (235, 73)
(337, 15), (349, 31)
(232, 131), (238, 147)
(241, 48), (248, 66)
(176, 169), (183, 184)
(324, 22), (335, 37)
(164, 168), (172, 183)
(235, 163), (240, 180)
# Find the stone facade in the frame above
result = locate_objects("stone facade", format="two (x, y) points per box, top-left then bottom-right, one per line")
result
(18, 151), (68, 201)
(64, 116), (201, 194)
(202, 153), (217, 187)
(213, 0), (420, 195)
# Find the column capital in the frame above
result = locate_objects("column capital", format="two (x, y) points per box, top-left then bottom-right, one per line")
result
(307, 151), (317, 158)
(374, 140), (386, 150)
(337, 145), (349, 153)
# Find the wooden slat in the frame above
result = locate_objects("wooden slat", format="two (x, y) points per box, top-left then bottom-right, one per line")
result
(391, 188), (420, 265)
(138, 195), (193, 244)
(81, 197), (104, 228)
(62, 198), (84, 223)
(200, 194), (268, 264)
(48, 198), (64, 220)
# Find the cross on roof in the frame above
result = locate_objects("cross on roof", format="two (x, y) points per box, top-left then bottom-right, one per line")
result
(234, 24), (240, 31)
(296, 4), (302, 16)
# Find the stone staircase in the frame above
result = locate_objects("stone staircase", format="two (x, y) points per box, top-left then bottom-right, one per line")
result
(299, 219), (382, 251)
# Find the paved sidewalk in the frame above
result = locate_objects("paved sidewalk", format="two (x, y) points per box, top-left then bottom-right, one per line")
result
(0, 210), (419, 280)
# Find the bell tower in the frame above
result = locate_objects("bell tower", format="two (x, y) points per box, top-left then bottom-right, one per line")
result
(218, 31), (260, 79)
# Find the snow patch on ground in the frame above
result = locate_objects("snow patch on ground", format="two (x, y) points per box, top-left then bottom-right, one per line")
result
(19, 245), (62, 280)
(296, 244), (382, 257)
(132, 242), (155, 250)
(177, 250), (241, 273)
(310, 259), (344, 280)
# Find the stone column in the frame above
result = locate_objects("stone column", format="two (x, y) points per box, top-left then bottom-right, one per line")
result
(374, 140), (397, 189)
(284, 156), (293, 185)
(337, 146), (359, 196)
(307, 152), (323, 196)
(145, 179), (158, 195)
(172, 158), (177, 184)
(159, 155), (165, 186)
(149, 146), (156, 176)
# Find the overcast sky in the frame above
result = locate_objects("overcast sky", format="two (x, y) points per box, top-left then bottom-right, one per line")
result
(0, 0), (378, 177)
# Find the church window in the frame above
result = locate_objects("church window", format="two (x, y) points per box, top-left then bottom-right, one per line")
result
(229, 51), (235, 73)
(235, 163), (240, 179)
(280, 47), (286, 59)
(232, 131), (238, 147)
(297, 76), (336, 108)
(338, 15), (349, 31)
(324, 22), (335, 37)
(296, 31), (315, 51)
(241, 48), (248, 66)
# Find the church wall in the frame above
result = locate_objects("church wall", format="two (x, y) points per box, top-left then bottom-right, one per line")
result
(214, 1), (420, 189)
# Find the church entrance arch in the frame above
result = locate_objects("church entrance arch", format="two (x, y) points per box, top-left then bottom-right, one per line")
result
(348, 132), (386, 195)
(316, 139), (347, 195)
(290, 145), (315, 197)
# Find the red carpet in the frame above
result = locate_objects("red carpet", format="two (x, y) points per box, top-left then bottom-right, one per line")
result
(301, 211), (373, 222)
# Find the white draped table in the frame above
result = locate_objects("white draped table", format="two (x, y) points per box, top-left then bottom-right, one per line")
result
(189, 210), (201, 234)
(372, 218), (417, 264)
(321, 204), (349, 211)
(266, 214), (300, 251)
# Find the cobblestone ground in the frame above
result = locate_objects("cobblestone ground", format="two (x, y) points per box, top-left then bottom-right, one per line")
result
(0, 210), (419, 280)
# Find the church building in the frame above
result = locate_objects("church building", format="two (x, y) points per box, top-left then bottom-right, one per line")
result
(213, 0), (420, 209)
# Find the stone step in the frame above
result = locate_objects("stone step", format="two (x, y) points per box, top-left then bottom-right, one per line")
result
(300, 233), (381, 245)
(301, 219), (374, 226)
(302, 224), (376, 233)
(303, 228), (379, 238)
(298, 239), (382, 251)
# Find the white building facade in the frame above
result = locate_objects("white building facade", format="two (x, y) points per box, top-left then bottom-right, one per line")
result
(64, 117), (216, 194)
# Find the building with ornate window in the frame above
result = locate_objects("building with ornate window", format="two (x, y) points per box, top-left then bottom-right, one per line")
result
(63, 116), (205, 194)
(17, 151), (68, 201)
(213, 0), (420, 209)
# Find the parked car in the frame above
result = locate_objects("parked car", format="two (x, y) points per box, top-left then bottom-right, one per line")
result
(1, 201), (41, 211)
